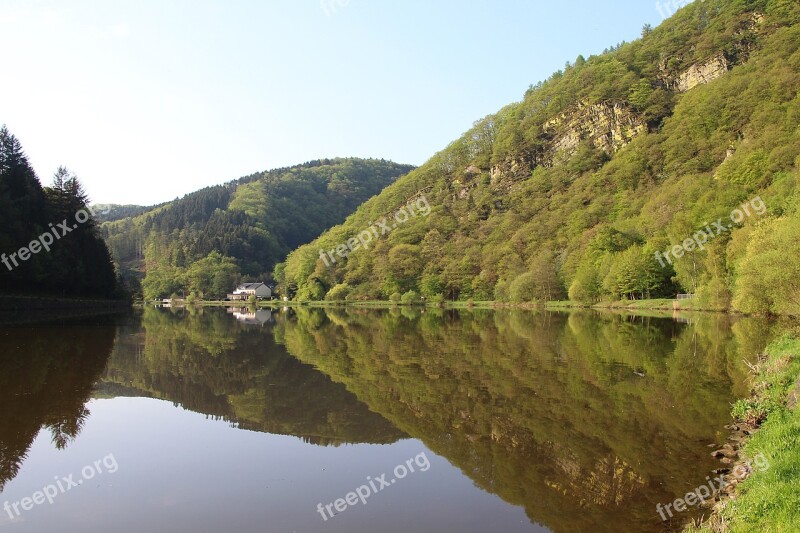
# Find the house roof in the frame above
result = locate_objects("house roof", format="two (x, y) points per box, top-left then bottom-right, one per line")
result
(237, 283), (267, 290)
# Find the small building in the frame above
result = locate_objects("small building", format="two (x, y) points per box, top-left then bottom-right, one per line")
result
(227, 283), (272, 301)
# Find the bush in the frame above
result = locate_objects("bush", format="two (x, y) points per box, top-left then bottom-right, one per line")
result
(401, 290), (420, 305)
(186, 291), (203, 305)
(325, 283), (351, 301)
(389, 292), (402, 304)
(509, 272), (537, 303)
(733, 217), (800, 316)
(493, 279), (510, 302)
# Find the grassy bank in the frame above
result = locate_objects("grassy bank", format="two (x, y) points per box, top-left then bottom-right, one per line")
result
(159, 297), (700, 312)
(546, 298), (702, 311)
(688, 335), (800, 532)
(149, 299), (501, 309)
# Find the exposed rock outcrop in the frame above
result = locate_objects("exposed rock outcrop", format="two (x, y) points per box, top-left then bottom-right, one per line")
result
(675, 52), (730, 92)
(487, 102), (646, 188)
(660, 12), (764, 92)
(543, 101), (646, 162)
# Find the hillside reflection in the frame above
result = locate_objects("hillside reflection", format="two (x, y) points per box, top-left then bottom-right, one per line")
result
(275, 307), (774, 532)
(0, 306), (775, 532)
(100, 307), (405, 446)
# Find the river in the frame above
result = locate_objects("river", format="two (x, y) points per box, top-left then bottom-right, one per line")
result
(0, 306), (777, 532)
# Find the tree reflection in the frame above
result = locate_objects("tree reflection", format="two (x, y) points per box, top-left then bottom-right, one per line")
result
(0, 315), (117, 490)
(100, 307), (406, 446)
(275, 307), (774, 533)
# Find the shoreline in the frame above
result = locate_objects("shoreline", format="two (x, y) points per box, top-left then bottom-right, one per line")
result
(147, 297), (736, 315)
(686, 334), (800, 531)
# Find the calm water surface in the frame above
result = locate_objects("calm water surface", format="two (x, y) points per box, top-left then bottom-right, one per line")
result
(0, 307), (776, 532)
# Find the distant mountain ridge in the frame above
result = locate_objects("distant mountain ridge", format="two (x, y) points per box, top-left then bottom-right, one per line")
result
(93, 204), (161, 224)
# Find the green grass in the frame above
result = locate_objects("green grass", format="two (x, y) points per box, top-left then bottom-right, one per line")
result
(170, 297), (717, 313)
(688, 335), (800, 532)
(165, 299), (504, 309)
(546, 298), (699, 311)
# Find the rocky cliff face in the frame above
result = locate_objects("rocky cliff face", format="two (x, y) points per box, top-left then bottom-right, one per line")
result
(544, 101), (647, 163)
(675, 52), (731, 92)
(489, 101), (646, 185)
(484, 12), (766, 193)
(661, 12), (763, 92)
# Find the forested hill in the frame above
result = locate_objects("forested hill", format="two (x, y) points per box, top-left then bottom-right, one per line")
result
(0, 126), (118, 298)
(279, 0), (800, 315)
(102, 159), (414, 299)
(94, 204), (162, 224)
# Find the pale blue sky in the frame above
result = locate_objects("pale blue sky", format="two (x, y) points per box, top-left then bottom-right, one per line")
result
(0, 0), (671, 205)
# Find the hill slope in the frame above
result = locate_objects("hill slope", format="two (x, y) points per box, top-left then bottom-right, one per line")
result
(279, 0), (800, 315)
(102, 158), (414, 299)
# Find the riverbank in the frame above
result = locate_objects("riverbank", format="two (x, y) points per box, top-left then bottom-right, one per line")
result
(150, 297), (702, 312)
(687, 334), (800, 532)
(545, 298), (705, 312)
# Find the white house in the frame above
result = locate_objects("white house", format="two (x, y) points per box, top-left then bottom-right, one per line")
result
(227, 283), (272, 301)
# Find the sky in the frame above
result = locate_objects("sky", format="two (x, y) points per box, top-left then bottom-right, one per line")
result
(0, 0), (672, 206)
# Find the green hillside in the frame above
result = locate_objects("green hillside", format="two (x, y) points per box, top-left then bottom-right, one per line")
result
(279, 0), (800, 315)
(101, 158), (414, 299)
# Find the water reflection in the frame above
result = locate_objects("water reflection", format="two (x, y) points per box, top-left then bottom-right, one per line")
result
(0, 307), (777, 532)
(100, 307), (405, 446)
(275, 307), (774, 532)
(0, 316), (117, 491)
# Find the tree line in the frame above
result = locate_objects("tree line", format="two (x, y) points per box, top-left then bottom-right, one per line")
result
(101, 159), (415, 300)
(0, 126), (119, 298)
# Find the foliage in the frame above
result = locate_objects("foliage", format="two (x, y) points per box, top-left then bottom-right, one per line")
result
(103, 158), (413, 299)
(732, 217), (800, 316)
(401, 290), (420, 304)
(509, 272), (537, 303)
(280, 2), (800, 313)
(325, 283), (351, 301)
(0, 126), (119, 298)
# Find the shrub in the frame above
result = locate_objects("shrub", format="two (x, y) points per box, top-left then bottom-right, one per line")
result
(325, 283), (351, 301)
(401, 290), (420, 305)
(509, 272), (537, 303)
(493, 279), (510, 302)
